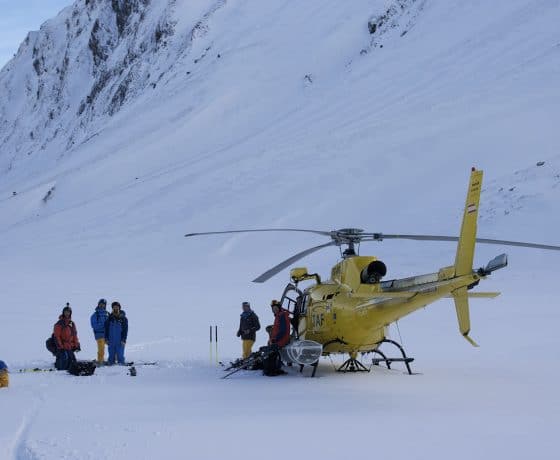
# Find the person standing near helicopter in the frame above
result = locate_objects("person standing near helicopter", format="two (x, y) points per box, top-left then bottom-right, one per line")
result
(261, 300), (291, 376)
(269, 300), (291, 347)
(236, 301), (261, 359)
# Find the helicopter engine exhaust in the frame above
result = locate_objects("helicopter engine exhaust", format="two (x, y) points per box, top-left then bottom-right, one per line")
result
(280, 340), (323, 365)
(360, 260), (387, 284)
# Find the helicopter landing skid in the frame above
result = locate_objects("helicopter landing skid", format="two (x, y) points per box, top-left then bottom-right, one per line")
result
(370, 339), (414, 375)
(337, 357), (370, 373)
(298, 360), (319, 377)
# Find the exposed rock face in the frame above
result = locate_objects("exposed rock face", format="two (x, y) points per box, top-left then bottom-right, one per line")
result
(365, 0), (426, 51)
(0, 0), (220, 173)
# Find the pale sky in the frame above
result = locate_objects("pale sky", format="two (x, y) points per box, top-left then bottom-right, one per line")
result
(0, 0), (73, 68)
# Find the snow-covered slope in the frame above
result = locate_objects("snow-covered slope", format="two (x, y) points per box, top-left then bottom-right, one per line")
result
(1, 0), (560, 459)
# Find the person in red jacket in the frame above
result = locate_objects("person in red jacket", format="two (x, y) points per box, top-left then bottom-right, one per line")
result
(270, 300), (291, 347)
(263, 300), (291, 376)
(53, 303), (81, 370)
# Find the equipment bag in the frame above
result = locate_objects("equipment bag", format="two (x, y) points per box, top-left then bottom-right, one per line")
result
(261, 345), (284, 376)
(46, 335), (58, 356)
(68, 360), (96, 376)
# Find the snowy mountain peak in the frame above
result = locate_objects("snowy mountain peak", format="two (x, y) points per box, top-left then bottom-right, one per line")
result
(0, 0), (221, 174)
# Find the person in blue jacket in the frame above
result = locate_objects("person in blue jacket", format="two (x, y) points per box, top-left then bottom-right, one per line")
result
(105, 301), (128, 365)
(90, 298), (109, 364)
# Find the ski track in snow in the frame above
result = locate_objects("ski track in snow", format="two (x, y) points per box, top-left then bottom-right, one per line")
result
(10, 393), (45, 460)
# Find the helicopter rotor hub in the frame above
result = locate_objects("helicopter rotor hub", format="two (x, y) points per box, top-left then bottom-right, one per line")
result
(329, 228), (365, 257)
(330, 228), (364, 245)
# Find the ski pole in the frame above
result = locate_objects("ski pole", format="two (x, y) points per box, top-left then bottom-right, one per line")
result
(215, 325), (218, 364)
(209, 325), (213, 363)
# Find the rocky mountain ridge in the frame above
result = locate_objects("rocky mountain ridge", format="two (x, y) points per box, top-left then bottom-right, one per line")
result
(0, 0), (230, 174)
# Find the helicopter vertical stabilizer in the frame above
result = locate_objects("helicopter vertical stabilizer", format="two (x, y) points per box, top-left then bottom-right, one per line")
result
(452, 168), (483, 347)
(454, 168), (483, 276)
(452, 287), (479, 347)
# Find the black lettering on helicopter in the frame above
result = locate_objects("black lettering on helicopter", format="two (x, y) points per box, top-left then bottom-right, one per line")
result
(312, 313), (324, 329)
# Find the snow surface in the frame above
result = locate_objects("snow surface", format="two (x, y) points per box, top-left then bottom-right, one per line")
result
(1, 0), (560, 458)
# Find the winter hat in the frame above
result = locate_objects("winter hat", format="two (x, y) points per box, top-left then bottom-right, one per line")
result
(98, 298), (107, 307)
(270, 299), (281, 307)
(242, 301), (250, 308)
(62, 303), (72, 315)
(111, 301), (121, 309)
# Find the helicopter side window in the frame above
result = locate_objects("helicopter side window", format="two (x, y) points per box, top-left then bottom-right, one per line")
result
(299, 294), (310, 315)
(380, 280), (395, 289)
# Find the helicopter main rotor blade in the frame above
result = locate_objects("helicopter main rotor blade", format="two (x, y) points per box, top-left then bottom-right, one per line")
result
(475, 238), (560, 251)
(253, 241), (337, 283)
(364, 234), (560, 251)
(185, 228), (331, 238)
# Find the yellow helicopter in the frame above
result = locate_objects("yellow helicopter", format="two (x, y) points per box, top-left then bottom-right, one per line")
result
(186, 168), (560, 376)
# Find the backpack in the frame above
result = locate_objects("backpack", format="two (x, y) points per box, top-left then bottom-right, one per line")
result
(68, 360), (96, 376)
(46, 334), (58, 356)
(261, 345), (285, 376)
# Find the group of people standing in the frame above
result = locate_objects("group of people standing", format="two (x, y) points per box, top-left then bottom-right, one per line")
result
(52, 298), (129, 370)
(236, 299), (292, 375)
(90, 299), (128, 365)
(1, 298), (288, 385)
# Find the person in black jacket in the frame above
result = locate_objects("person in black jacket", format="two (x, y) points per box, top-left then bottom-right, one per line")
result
(236, 301), (260, 359)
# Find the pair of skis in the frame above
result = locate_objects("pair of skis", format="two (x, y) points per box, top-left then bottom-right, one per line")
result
(221, 348), (276, 379)
(17, 361), (157, 373)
